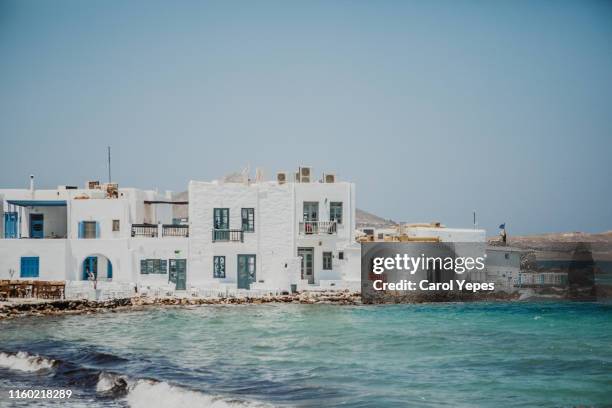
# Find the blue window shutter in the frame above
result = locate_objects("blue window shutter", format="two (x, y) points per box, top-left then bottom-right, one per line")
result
(20, 257), (39, 278)
(108, 260), (113, 279)
(78, 222), (84, 239)
(5, 212), (18, 238)
(95, 222), (100, 238)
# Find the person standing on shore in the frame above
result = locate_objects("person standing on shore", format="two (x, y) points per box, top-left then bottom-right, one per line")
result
(87, 268), (97, 290)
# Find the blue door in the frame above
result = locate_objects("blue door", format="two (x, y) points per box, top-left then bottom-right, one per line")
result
(4, 212), (18, 238)
(169, 259), (187, 290)
(29, 214), (44, 238)
(20, 257), (40, 278)
(83, 257), (98, 280)
(237, 255), (256, 289)
(107, 260), (113, 280)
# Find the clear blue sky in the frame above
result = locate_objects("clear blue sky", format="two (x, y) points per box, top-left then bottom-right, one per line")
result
(1, 0), (611, 235)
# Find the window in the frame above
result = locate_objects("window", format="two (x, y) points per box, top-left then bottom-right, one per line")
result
(338, 251), (344, 260)
(20, 257), (40, 278)
(78, 221), (99, 239)
(504, 253), (510, 260)
(330, 202), (343, 224)
(112, 219), (120, 232)
(323, 252), (333, 270)
(303, 202), (319, 221)
(213, 256), (226, 278)
(140, 259), (168, 274)
(213, 208), (229, 230)
(241, 208), (255, 232)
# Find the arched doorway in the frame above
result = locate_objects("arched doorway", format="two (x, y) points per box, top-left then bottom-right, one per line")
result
(82, 254), (113, 281)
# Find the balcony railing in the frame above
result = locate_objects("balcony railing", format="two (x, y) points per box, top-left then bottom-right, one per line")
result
(162, 224), (189, 237)
(131, 224), (158, 238)
(299, 221), (337, 235)
(212, 229), (244, 242)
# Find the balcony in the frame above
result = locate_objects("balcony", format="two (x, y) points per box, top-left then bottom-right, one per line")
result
(131, 224), (158, 238)
(4, 200), (68, 239)
(212, 229), (244, 242)
(299, 221), (337, 235)
(162, 224), (189, 238)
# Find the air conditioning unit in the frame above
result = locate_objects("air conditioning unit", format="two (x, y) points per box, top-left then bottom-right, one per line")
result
(103, 183), (119, 199)
(277, 172), (287, 184)
(323, 173), (336, 183)
(87, 180), (101, 190)
(299, 166), (311, 183)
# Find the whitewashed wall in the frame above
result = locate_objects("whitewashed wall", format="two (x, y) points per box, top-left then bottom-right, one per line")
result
(188, 181), (296, 290)
(294, 182), (356, 284)
(70, 199), (131, 239)
(0, 187), (181, 286)
(129, 238), (189, 285)
(68, 239), (131, 282)
(0, 240), (68, 281)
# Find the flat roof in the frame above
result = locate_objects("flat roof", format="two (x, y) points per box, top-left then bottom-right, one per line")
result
(7, 200), (67, 207)
(144, 200), (188, 205)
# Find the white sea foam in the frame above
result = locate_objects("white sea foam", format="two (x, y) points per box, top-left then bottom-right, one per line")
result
(125, 379), (271, 408)
(0, 351), (56, 372)
(96, 372), (129, 393)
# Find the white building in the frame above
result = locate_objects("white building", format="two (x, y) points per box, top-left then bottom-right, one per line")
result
(0, 180), (188, 296)
(485, 246), (523, 293)
(188, 170), (358, 292)
(400, 223), (486, 243)
(0, 168), (359, 295)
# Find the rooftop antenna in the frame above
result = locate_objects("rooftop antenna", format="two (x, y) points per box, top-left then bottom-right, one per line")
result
(107, 146), (112, 183)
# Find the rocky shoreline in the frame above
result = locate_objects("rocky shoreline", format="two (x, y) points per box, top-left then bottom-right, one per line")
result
(0, 290), (530, 320)
(0, 291), (362, 320)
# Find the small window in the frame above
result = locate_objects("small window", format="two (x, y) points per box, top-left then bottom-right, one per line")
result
(79, 221), (98, 239)
(112, 219), (120, 232)
(140, 259), (167, 274)
(338, 251), (344, 260)
(330, 202), (343, 224)
(241, 208), (255, 232)
(323, 252), (333, 270)
(214, 208), (229, 230)
(20, 257), (40, 278)
(505, 253), (510, 260)
(213, 256), (226, 278)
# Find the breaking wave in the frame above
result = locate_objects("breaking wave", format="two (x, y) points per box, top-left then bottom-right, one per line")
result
(0, 351), (56, 372)
(97, 372), (272, 408)
(96, 371), (129, 394)
(1, 350), (274, 407)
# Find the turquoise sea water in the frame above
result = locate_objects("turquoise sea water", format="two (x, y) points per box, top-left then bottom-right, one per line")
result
(0, 302), (611, 407)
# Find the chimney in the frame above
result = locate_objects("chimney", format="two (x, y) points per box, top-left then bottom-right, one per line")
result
(29, 174), (35, 192)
